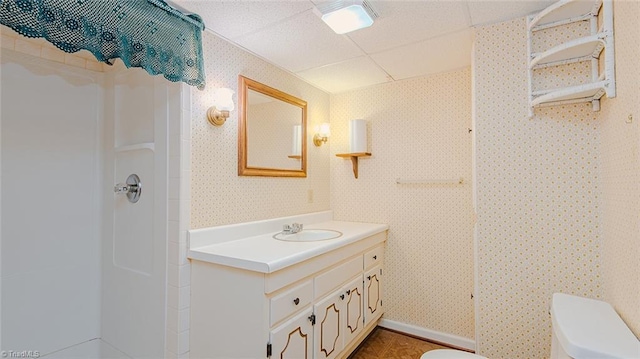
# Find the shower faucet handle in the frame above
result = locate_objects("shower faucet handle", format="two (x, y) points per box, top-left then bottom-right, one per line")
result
(114, 183), (131, 194)
(114, 174), (142, 203)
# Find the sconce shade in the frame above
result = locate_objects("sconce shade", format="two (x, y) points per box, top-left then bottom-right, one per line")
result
(313, 122), (331, 146)
(213, 88), (235, 111)
(319, 123), (331, 137)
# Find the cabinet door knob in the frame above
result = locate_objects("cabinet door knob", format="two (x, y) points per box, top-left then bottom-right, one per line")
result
(293, 297), (300, 305)
(373, 255), (377, 260)
(340, 294), (345, 300)
(367, 275), (371, 280)
(346, 289), (351, 295)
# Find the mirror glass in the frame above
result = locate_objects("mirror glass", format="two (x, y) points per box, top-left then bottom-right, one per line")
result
(238, 76), (307, 177)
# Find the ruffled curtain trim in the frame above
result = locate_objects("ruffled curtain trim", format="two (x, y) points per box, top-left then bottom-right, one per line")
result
(0, 0), (206, 89)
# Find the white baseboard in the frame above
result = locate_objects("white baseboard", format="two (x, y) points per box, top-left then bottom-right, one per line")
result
(378, 319), (476, 352)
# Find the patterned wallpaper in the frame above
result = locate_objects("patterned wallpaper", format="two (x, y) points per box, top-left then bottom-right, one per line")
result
(190, 32), (330, 229)
(531, 21), (592, 91)
(474, 18), (604, 359)
(600, 0), (640, 337)
(330, 68), (475, 340)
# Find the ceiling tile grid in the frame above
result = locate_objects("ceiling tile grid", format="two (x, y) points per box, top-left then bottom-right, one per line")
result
(466, 0), (555, 26)
(174, 0), (314, 40)
(296, 56), (391, 93)
(346, 0), (471, 53)
(371, 29), (474, 81)
(234, 9), (365, 72)
(177, 0), (553, 93)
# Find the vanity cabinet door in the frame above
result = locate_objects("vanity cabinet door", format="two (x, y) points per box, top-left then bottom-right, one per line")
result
(363, 265), (383, 327)
(343, 276), (364, 345)
(313, 288), (346, 359)
(270, 308), (314, 359)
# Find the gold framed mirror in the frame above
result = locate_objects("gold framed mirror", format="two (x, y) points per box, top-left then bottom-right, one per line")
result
(238, 75), (307, 177)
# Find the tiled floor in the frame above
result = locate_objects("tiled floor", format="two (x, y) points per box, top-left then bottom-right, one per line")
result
(350, 327), (450, 359)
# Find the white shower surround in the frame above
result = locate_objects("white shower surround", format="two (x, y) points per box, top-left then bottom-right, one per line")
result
(1, 52), (103, 355)
(0, 44), (179, 358)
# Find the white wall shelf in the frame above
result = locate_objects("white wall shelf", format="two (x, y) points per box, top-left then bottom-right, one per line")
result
(530, 35), (605, 68)
(531, 81), (607, 108)
(527, 0), (615, 117)
(529, 0), (601, 31)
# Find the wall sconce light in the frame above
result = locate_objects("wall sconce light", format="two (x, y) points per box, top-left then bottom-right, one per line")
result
(313, 123), (331, 146)
(207, 88), (235, 126)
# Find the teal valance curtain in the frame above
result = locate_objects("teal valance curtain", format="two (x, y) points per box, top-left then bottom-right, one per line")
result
(0, 0), (206, 89)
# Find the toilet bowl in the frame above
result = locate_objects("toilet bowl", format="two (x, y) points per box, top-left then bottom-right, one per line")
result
(421, 293), (640, 359)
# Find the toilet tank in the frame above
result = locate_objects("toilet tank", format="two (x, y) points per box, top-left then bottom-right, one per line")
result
(550, 293), (640, 359)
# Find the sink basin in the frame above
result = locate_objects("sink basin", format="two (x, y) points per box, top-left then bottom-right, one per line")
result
(273, 229), (343, 242)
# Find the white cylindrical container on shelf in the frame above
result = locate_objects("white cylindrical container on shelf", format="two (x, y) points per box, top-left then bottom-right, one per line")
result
(291, 125), (301, 156)
(349, 119), (367, 153)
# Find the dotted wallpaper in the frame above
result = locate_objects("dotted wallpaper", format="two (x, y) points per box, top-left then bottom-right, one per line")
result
(190, 31), (330, 229)
(330, 68), (475, 340)
(474, 18), (603, 359)
(531, 22), (592, 92)
(600, 0), (640, 337)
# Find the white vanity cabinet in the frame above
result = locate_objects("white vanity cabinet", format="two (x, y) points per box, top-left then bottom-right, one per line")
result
(190, 231), (386, 359)
(311, 274), (367, 359)
(364, 265), (383, 327)
(363, 245), (384, 327)
(270, 307), (314, 359)
(343, 276), (364, 346)
(313, 286), (347, 359)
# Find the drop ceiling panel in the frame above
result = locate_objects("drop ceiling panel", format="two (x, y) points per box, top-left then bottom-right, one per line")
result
(174, 0), (314, 40)
(467, 0), (553, 26)
(371, 29), (473, 81)
(346, 1), (471, 53)
(234, 10), (365, 73)
(175, 0), (557, 94)
(296, 56), (390, 93)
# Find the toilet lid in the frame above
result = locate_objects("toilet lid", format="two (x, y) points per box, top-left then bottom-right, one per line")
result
(420, 349), (487, 359)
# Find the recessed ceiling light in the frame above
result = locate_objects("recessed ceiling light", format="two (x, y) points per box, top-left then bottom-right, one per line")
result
(314, 0), (378, 35)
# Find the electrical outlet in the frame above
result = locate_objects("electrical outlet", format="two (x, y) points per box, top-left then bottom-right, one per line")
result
(307, 189), (314, 203)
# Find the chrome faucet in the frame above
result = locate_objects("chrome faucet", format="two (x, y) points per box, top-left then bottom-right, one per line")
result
(282, 223), (303, 234)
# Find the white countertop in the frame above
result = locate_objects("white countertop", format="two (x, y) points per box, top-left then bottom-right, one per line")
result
(188, 220), (388, 273)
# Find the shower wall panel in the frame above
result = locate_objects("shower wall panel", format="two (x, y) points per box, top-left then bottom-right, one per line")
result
(0, 52), (103, 355)
(101, 69), (172, 359)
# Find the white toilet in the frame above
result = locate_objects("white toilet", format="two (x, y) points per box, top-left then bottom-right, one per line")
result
(421, 293), (640, 359)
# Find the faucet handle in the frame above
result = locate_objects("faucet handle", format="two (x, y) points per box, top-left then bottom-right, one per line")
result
(283, 224), (291, 231)
(293, 223), (303, 231)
